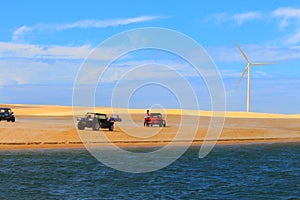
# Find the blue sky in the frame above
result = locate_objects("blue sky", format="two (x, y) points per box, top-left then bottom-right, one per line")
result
(1, 0), (300, 113)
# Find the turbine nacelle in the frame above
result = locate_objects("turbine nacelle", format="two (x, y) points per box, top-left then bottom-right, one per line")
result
(236, 43), (276, 88)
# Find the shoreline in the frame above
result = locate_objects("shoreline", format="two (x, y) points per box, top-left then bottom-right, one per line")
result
(1, 137), (299, 151)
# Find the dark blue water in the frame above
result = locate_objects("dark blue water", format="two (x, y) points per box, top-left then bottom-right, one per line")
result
(0, 143), (299, 199)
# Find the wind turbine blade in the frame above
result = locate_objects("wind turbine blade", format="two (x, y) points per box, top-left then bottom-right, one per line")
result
(236, 66), (248, 88)
(236, 43), (249, 63)
(252, 62), (276, 66)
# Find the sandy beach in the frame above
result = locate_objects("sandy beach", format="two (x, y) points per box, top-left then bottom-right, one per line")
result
(0, 104), (300, 150)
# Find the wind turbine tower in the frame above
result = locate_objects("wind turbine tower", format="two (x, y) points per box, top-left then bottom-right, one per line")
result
(236, 44), (275, 112)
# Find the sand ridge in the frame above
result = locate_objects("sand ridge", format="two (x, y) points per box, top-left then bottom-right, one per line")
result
(4, 104), (300, 118)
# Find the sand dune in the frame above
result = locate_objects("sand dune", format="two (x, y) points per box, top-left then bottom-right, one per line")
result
(0, 104), (299, 150)
(4, 104), (300, 118)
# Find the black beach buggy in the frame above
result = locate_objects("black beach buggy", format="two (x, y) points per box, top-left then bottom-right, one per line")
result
(0, 108), (15, 122)
(77, 112), (114, 131)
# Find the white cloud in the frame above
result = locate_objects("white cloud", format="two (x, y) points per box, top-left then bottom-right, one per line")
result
(206, 7), (300, 45)
(12, 25), (32, 41)
(0, 42), (91, 86)
(272, 7), (300, 45)
(272, 7), (300, 28)
(0, 42), (91, 59)
(207, 44), (300, 62)
(205, 11), (263, 26)
(284, 29), (300, 45)
(12, 16), (163, 41)
(232, 11), (263, 25)
(0, 59), (79, 86)
(204, 7), (300, 45)
(56, 16), (161, 30)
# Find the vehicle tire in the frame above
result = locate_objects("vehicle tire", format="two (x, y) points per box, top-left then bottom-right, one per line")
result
(163, 122), (166, 127)
(77, 123), (85, 130)
(92, 122), (100, 131)
(109, 124), (114, 131)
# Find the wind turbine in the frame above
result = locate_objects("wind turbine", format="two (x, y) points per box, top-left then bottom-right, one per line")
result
(236, 43), (275, 112)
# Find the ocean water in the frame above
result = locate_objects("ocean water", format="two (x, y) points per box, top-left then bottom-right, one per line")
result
(0, 143), (299, 199)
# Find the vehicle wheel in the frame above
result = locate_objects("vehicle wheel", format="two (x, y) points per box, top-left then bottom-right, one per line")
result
(109, 124), (114, 131)
(159, 123), (163, 127)
(11, 117), (15, 122)
(77, 123), (85, 130)
(92, 122), (100, 131)
(163, 122), (166, 127)
(7, 119), (10, 122)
